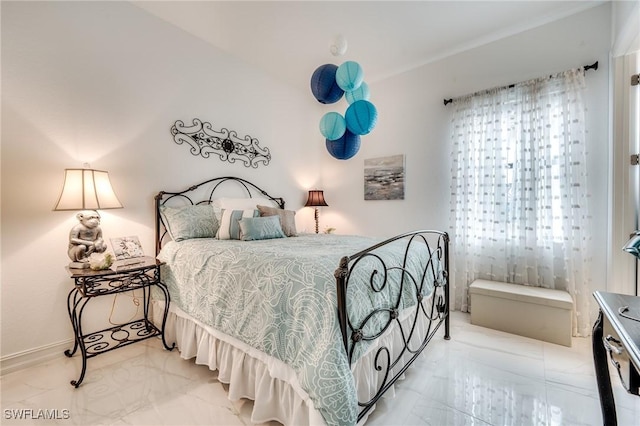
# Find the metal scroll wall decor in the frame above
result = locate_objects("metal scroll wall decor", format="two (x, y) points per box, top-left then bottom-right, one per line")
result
(171, 119), (271, 168)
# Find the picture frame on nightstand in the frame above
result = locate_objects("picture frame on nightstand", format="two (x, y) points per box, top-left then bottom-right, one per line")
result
(110, 236), (146, 271)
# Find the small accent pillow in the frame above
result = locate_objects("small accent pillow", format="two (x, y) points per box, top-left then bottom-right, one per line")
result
(239, 215), (286, 241)
(257, 205), (297, 237)
(159, 205), (218, 242)
(217, 209), (259, 240)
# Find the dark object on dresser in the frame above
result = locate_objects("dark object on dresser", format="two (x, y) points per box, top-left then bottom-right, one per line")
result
(592, 291), (640, 425)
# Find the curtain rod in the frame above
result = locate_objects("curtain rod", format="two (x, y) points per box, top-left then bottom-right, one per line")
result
(443, 61), (598, 106)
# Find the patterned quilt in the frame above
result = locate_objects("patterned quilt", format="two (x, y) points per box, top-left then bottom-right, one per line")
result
(157, 234), (437, 426)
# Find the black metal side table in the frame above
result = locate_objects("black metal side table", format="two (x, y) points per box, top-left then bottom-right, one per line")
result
(64, 256), (174, 387)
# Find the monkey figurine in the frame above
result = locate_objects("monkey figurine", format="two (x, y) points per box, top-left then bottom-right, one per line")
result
(68, 210), (107, 266)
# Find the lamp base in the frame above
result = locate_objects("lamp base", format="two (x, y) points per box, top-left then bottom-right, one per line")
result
(68, 261), (91, 269)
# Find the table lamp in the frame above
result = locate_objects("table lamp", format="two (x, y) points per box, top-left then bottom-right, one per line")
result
(53, 168), (122, 268)
(305, 190), (328, 234)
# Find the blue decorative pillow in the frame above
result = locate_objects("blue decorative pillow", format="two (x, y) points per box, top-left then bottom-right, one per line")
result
(217, 209), (259, 240)
(257, 205), (298, 237)
(239, 215), (286, 241)
(159, 205), (218, 242)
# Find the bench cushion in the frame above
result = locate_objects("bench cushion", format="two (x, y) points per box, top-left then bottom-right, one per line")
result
(469, 279), (574, 346)
(469, 279), (573, 310)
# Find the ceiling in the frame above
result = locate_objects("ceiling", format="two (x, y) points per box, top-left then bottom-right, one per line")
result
(133, 1), (604, 92)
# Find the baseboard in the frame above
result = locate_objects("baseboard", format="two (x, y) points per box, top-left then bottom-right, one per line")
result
(1, 338), (74, 376)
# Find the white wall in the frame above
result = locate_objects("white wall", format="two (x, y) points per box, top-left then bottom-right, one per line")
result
(1, 1), (320, 362)
(322, 5), (612, 320)
(612, 0), (640, 56)
(609, 1), (640, 296)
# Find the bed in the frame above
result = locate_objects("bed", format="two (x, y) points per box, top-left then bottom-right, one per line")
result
(153, 176), (450, 426)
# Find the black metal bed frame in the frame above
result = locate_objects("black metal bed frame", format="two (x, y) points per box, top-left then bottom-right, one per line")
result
(154, 176), (450, 423)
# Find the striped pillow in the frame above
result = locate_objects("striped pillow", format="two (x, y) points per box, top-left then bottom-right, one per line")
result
(216, 209), (259, 240)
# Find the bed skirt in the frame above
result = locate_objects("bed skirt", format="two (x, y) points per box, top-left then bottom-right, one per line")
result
(152, 296), (437, 426)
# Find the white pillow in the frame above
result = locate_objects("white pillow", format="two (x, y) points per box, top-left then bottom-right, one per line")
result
(212, 197), (271, 210)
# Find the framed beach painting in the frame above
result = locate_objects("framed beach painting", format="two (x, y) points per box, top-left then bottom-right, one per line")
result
(364, 154), (405, 200)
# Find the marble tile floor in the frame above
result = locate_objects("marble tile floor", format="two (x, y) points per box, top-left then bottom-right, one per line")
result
(1, 312), (639, 426)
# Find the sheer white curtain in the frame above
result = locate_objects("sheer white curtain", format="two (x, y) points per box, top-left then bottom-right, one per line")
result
(449, 69), (593, 337)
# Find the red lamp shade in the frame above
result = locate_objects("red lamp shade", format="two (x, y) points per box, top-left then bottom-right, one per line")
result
(305, 190), (328, 234)
(305, 190), (328, 207)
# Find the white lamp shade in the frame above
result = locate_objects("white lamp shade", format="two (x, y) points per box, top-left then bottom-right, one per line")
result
(53, 169), (123, 211)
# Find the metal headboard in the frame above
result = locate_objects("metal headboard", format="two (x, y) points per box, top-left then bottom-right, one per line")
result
(154, 176), (285, 254)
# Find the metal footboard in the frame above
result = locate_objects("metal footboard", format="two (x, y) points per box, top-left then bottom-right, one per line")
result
(334, 230), (450, 422)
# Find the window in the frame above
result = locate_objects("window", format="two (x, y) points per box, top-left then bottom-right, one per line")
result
(449, 69), (593, 337)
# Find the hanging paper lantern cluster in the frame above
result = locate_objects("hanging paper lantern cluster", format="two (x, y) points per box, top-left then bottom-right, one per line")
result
(345, 81), (369, 104)
(310, 64), (344, 104)
(326, 130), (361, 160)
(335, 61), (364, 91)
(310, 61), (378, 160)
(345, 100), (377, 135)
(319, 112), (346, 140)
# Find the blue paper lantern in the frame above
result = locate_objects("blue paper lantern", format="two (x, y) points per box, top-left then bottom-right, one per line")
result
(335, 61), (364, 92)
(326, 130), (361, 160)
(310, 64), (344, 104)
(345, 82), (370, 104)
(319, 112), (346, 141)
(345, 100), (378, 135)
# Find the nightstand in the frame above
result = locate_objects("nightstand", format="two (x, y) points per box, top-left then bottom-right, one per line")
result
(64, 256), (174, 387)
(592, 291), (640, 425)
